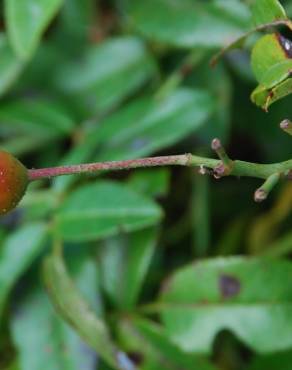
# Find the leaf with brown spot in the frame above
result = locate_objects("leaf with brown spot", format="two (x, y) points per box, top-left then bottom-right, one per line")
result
(156, 257), (292, 354)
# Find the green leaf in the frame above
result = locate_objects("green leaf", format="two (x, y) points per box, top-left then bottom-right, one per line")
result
(250, 33), (292, 109)
(0, 34), (24, 96)
(0, 99), (75, 142)
(158, 257), (292, 354)
(43, 249), (135, 369)
(59, 0), (96, 45)
(0, 223), (48, 317)
(127, 169), (170, 198)
(1, 137), (46, 157)
(5, 0), (65, 59)
(128, 0), (249, 49)
(54, 36), (157, 115)
(11, 254), (101, 370)
(99, 228), (158, 310)
(19, 189), (58, 222)
(251, 77), (292, 110)
(56, 181), (163, 242)
(251, 0), (287, 26)
(116, 316), (217, 370)
(264, 77), (292, 108)
(251, 34), (292, 87)
(14, 41), (66, 91)
(93, 88), (214, 161)
(250, 84), (270, 109)
(259, 60), (292, 89)
(53, 88), (213, 192)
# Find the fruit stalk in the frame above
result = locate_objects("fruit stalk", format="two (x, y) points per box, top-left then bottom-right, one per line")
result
(27, 154), (219, 181)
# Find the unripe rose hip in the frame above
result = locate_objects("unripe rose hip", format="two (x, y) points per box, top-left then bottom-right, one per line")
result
(0, 150), (28, 215)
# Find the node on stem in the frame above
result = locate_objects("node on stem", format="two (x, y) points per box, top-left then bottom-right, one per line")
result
(211, 138), (234, 177)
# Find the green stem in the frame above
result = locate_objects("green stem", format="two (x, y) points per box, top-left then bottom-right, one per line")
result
(211, 138), (234, 176)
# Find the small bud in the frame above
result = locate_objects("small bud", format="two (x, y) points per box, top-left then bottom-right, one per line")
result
(280, 119), (290, 129)
(211, 138), (222, 151)
(254, 189), (267, 202)
(254, 173), (280, 203)
(280, 119), (292, 136)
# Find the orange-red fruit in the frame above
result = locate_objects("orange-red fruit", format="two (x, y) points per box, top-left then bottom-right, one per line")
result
(0, 150), (28, 215)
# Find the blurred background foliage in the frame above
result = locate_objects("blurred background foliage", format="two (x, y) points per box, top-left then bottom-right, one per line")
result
(1, 0), (292, 369)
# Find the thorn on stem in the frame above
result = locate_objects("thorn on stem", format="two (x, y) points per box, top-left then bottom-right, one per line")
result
(280, 119), (292, 136)
(211, 138), (222, 151)
(211, 138), (233, 176)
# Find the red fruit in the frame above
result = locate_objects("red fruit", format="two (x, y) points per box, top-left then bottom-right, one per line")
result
(0, 150), (28, 215)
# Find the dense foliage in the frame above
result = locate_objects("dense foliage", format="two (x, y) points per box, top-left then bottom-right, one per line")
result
(2, 0), (292, 369)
